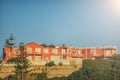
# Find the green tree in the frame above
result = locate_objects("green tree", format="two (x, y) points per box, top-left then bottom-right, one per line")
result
(50, 76), (68, 80)
(14, 42), (31, 80)
(6, 75), (16, 80)
(68, 59), (112, 80)
(108, 55), (120, 80)
(7, 57), (19, 63)
(3, 42), (31, 80)
(5, 34), (15, 52)
(0, 54), (2, 63)
(111, 54), (120, 61)
(48, 44), (55, 48)
(41, 44), (47, 48)
(36, 72), (48, 80)
(5, 39), (10, 47)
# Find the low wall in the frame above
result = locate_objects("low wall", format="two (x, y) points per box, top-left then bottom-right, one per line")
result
(0, 60), (82, 78)
(30, 59), (82, 65)
(0, 64), (15, 79)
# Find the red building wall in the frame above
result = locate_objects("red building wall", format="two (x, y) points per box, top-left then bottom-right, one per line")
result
(2, 42), (117, 63)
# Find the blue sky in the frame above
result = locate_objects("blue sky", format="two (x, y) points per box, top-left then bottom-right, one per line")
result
(0, 0), (120, 55)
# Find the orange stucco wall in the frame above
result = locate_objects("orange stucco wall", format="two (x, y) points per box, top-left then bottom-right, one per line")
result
(2, 42), (117, 63)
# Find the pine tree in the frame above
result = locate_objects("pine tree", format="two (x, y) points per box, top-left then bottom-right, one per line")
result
(15, 42), (31, 80)
(5, 34), (15, 52)
(5, 39), (10, 47)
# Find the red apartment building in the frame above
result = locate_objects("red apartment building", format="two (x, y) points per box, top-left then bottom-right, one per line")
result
(2, 42), (117, 64)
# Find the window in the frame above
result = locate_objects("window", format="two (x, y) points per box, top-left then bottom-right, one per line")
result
(52, 49), (58, 54)
(106, 50), (111, 55)
(35, 56), (41, 61)
(63, 55), (67, 60)
(51, 56), (60, 60)
(91, 50), (96, 55)
(43, 48), (49, 54)
(35, 48), (41, 54)
(67, 49), (71, 53)
(72, 50), (77, 54)
(78, 50), (81, 54)
(26, 48), (32, 53)
(61, 49), (66, 54)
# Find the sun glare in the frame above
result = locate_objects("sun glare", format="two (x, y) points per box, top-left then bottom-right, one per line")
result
(108, 0), (120, 17)
(110, 0), (120, 11)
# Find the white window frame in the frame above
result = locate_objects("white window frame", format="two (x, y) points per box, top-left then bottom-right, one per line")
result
(51, 56), (60, 60)
(35, 48), (41, 54)
(67, 49), (71, 53)
(43, 48), (49, 54)
(78, 50), (81, 54)
(61, 49), (66, 54)
(52, 49), (58, 54)
(105, 50), (111, 55)
(72, 50), (77, 54)
(91, 50), (96, 55)
(27, 47), (32, 53)
(35, 56), (41, 61)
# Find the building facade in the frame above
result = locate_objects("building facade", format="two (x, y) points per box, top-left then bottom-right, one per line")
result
(2, 42), (117, 64)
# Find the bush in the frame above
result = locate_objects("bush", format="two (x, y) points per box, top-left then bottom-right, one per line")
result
(36, 72), (48, 80)
(45, 61), (55, 67)
(58, 62), (63, 66)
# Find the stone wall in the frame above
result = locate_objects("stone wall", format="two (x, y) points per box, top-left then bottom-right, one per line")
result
(0, 64), (15, 79)
(0, 60), (82, 78)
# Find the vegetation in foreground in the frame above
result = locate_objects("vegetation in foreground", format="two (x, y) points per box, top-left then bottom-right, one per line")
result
(0, 54), (120, 80)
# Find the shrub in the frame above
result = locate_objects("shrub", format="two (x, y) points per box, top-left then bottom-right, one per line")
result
(58, 62), (63, 66)
(45, 61), (55, 67)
